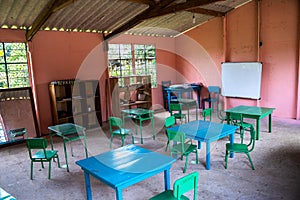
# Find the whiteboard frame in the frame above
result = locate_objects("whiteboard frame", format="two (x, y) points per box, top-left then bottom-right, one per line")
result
(221, 62), (262, 99)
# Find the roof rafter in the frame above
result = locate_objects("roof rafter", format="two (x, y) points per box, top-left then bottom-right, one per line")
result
(104, 0), (224, 40)
(26, 0), (77, 41)
(187, 7), (225, 17)
(124, 0), (156, 7)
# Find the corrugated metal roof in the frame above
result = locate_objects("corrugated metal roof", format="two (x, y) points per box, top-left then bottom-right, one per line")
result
(0, 0), (252, 39)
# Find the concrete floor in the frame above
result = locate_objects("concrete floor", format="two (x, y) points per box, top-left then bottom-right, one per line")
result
(0, 111), (300, 200)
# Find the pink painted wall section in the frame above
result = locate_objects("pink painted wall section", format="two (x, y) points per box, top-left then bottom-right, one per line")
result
(176, 17), (224, 101)
(259, 0), (299, 118)
(29, 31), (104, 134)
(183, 0), (299, 119)
(0, 29), (25, 42)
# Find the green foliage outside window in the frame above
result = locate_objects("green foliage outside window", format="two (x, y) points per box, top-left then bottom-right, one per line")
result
(108, 44), (157, 88)
(0, 42), (30, 88)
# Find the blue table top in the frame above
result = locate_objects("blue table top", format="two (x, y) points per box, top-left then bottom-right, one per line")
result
(168, 120), (238, 142)
(76, 145), (176, 188)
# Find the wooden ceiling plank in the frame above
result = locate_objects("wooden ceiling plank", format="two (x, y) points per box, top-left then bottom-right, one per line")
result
(26, 0), (77, 41)
(104, 0), (224, 40)
(124, 0), (156, 7)
(104, 0), (176, 40)
(187, 7), (225, 17)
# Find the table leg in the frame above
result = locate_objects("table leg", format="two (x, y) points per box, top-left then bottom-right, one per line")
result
(63, 140), (69, 172)
(269, 114), (272, 133)
(256, 119), (260, 140)
(49, 132), (54, 150)
(83, 171), (92, 200)
(187, 106), (190, 122)
(151, 117), (155, 140)
(140, 120), (143, 144)
(167, 91), (171, 112)
(83, 132), (88, 158)
(164, 169), (171, 190)
(116, 188), (123, 200)
(229, 133), (234, 158)
(205, 142), (211, 170)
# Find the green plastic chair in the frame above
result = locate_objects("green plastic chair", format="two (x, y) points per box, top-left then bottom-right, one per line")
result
(167, 130), (198, 173)
(109, 116), (134, 148)
(216, 102), (229, 123)
(225, 125), (256, 170)
(26, 138), (60, 179)
(169, 103), (186, 124)
(202, 108), (212, 121)
(149, 171), (199, 200)
(229, 113), (253, 144)
(164, 116), (176, 151)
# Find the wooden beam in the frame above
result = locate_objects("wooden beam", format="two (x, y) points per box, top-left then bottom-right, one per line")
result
(123, 0), (156, 7)
(104, 0), (224, 40)
(104, 0), (176, 40)
(187, 7), (225, 17)
(26, 0), (76, 41)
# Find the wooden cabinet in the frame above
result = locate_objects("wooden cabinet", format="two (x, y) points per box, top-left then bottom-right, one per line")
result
(109, 75), (152, 116)
(49, 79), (102, 128)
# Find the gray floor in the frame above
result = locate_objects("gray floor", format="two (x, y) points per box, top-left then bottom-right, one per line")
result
(0, 111), (300, 200)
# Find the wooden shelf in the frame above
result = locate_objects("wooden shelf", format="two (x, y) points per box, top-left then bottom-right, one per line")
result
(109, 75), (152, 116)
(49, 80), (102, 128)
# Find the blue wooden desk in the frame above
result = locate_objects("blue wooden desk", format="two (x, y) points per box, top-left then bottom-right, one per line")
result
(76, 145), (176, 200)
(168, 120), (238, 170)
(49, 123), (88, 172)
(164, 84), (202, 111)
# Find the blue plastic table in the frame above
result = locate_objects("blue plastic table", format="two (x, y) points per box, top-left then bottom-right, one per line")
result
(76, 145), (176, 200)
(225, 105), (275, 140)
(168, 120), (238, 170)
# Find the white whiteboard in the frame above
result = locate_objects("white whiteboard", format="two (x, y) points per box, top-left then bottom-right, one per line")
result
(221, 62), (262, 99)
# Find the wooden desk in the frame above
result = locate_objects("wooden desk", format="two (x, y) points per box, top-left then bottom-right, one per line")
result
(168, 120), (238, 170)
(121, 108), (155, 144)
(76, 145), (176, 200)
(48, 123), (88, 172)
(164, 84), (202, 111)
(225, 105), (275, 140)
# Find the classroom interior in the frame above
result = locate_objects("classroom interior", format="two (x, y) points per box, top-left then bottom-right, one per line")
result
(0, 0), (299, 199)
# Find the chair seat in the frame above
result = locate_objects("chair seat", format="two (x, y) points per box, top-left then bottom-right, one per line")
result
(32, 150), (58, 160)
(173, 113), (186, 119)
(112, 128), (131, 135)
(226, 143), (248, 153)
(149, 190), (189, 200)
(172, 143), (197, 155)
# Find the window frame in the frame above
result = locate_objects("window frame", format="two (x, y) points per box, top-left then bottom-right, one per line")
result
(0, 42), (30, 89)
(108, 43), (157, 88)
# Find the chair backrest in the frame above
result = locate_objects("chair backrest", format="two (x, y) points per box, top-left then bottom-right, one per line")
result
(248, 125), (256, 152)
(167, 130), (186, 152)
(162, 80), (172, 88)
(109, 117), (123, 132)
(169, 103), (182, 114)
(202, 108), (212, 121)
(217, 102), (226, 121)
(173, 171), (199, 200)
(208, 86), (220, 100)
(165, 116), (175, 128)
(26, 138), (48, 159)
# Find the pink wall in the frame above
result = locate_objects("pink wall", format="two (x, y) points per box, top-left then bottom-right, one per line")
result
(178, 0), (299, 119)
(29, 31), (104, 134)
